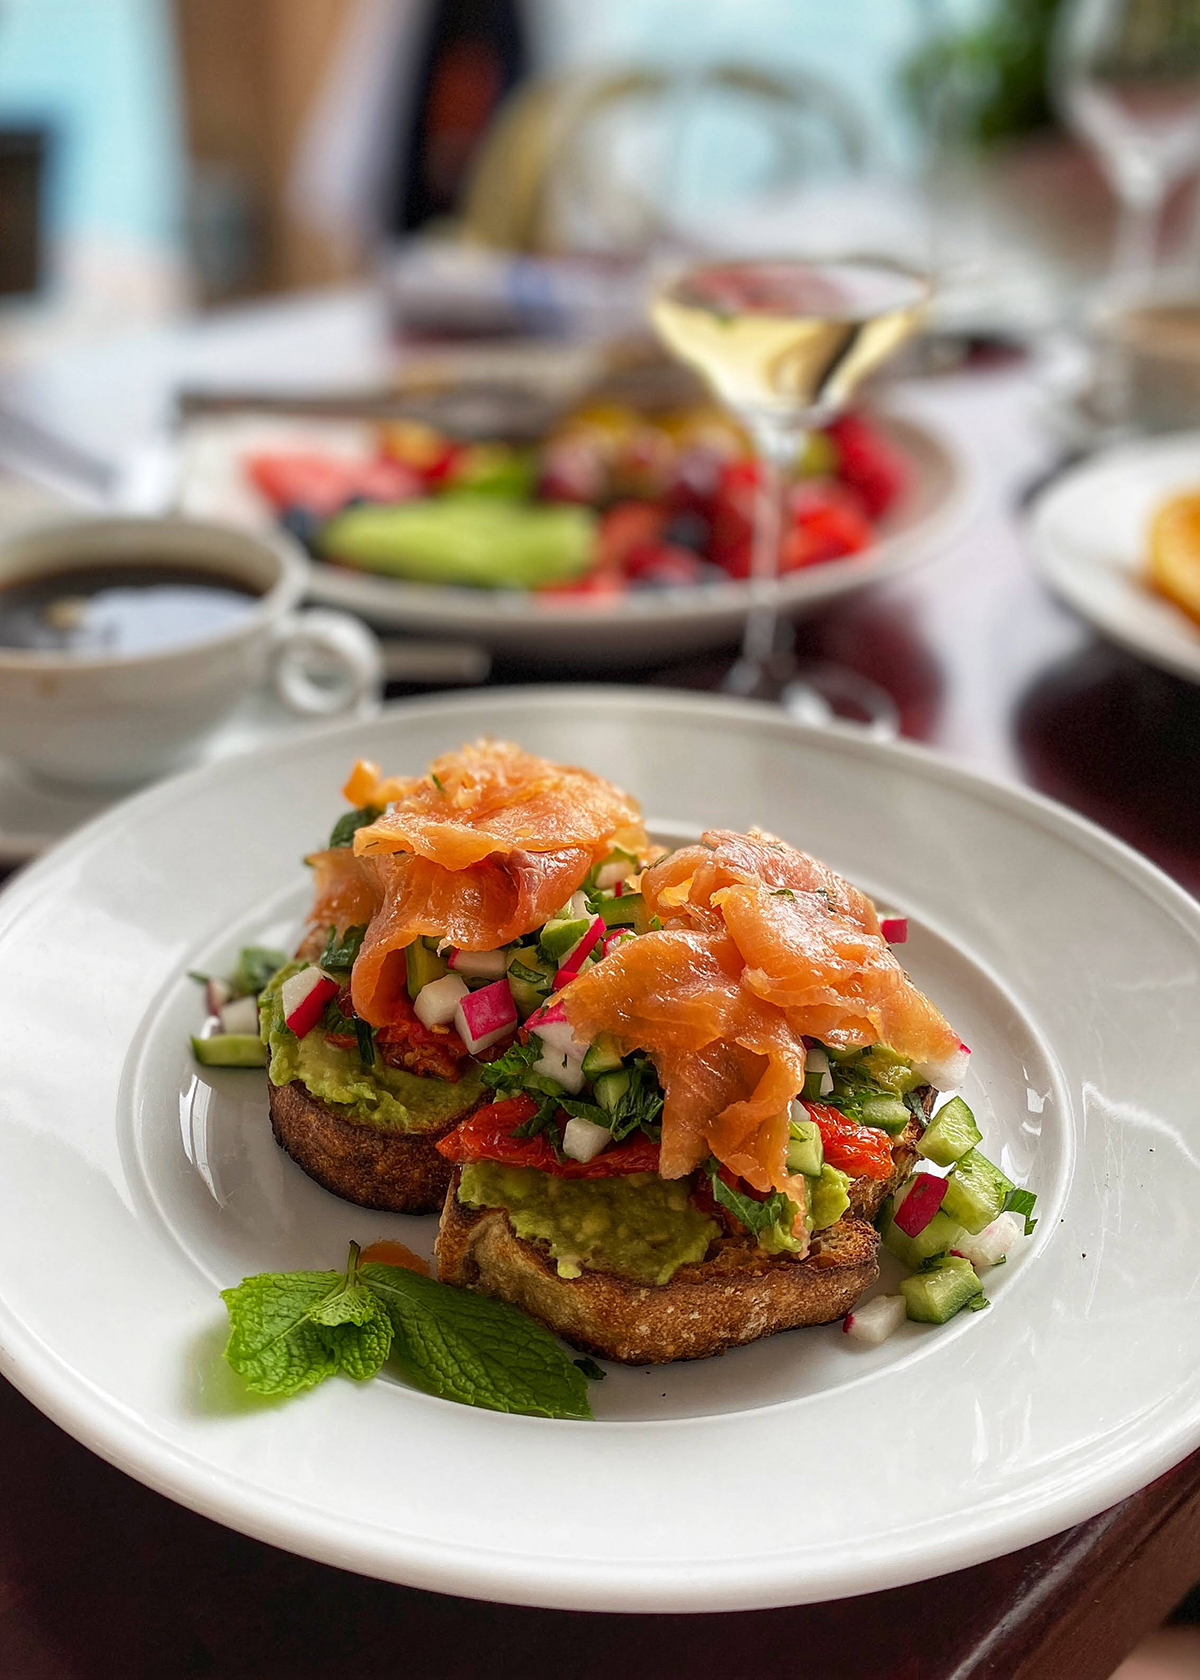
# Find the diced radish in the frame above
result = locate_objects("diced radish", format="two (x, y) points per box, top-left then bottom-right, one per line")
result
(414, 973), (469, 1028)
(446, 947), (508, 981)
(881, 916), (908, 944)
(219, 994), (260, 1036)
(599, 929), (634, 959)
(205, 977), (232, 1016)
(554, 914), (605, 987)
(454, 978), (517, 1054)
(842, 1295), (907, 1345)
(806, 1044), (834, 1097)
(525, 998), (589, 1060)
(531, 1047), (586, 1095)
(893, 1172), (948, 1237)
(953, 1212), (1024, 1270)
(280, 966), (339, 1038)
(913, 1041), (971, 1092)
(596, 862), (629, 891)
(562, 1116), (612, 1163)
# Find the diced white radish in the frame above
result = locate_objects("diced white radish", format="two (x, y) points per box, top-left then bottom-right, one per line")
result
(599, 929), (633, 959)
(205, 977), (232, 1016)
(913, 1041), (971, 1091)
(280, 966), (339, 1038)
(881, 916), (908, 944)
(219, 994), (260, 1036)
(842, 1295), (907, 1345)
(525, 998), (589, 1061)
(806, 1045), (834, 1096)
(953, 1212), (1024, 1270)
(454, 978), (517, 1054)
(414, 973), (469, 1028)
(531, 1047), (586, 1095)
(446, 947), (508, 981)
(596, 861), (630, 890)
(558, 890), (590, 920)
(562, 1116), (612, 1163)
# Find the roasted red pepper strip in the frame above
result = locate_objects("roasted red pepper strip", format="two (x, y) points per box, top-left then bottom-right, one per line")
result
(803, 1102), (895, 1180)
(437, 1095), (661, 1179)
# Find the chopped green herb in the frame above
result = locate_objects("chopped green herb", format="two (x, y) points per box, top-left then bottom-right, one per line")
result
(1002, 1186), (1038, 1235)
(573, 1357), (606, 1381)
(327, 805), (382, 849)
(431, 773), (446, 794)
(705, 1162), (800, 1252)
(354, 1017), (376, 1067)
(230, 946), (289, 998)
(769, 888), (796, 900)
(319, 924), (366, 972)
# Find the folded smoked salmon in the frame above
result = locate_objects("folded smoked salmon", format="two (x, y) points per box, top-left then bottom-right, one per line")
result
(434, 821), (1036, 1363)
(237, 742), (655, 1213)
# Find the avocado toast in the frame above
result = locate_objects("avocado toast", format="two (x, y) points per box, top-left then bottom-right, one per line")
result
(434, 827), (1027, 1362)
(240, 741), (653, 1214)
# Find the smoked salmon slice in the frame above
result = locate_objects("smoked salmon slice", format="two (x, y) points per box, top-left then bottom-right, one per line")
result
(330, 742), (651, 1027)
(350, 740), (646, 868)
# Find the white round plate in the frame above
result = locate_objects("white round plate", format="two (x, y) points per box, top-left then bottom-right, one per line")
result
(0, 689), (1197, 1611)
(1029, 431), (1200, 685)
(172, 410), (971, 663)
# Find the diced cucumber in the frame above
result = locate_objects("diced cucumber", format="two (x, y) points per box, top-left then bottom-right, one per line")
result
(859, 1047), (922, 1095)
(191, 1033), (267, 1069)
(856, 1093), (911, 1134)
(941, 1149), (1012, 1235)
(592, 1069), (631, 1114)
(406, 941), (448, 1000)
(581, 1032), (624, 1078)
(807, 1165), (850, 1231)
(786, 1117), (824, 1176)
(824, 1043), (864, 1064)
(900, 1255), (986, 1324)
(918, 1096), (982, 1167)
(880, 1197), (969, 1269)
(539, 917), (591, 961)
(597, 893), (643, 929)
(506, 945), (553, 1016)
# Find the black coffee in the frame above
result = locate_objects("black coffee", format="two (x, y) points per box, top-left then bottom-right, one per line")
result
(0, 565), (260, 654)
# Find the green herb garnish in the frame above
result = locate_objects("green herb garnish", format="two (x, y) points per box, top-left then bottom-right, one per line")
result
(230, 946), (289, 998)
(431, 773), (446, 794)
(319, 924), (366, 972)
(327, 805), (382, 849)
(1002, 1186), (1038, 1235)
(221, 1242), (595, 1418)
(705, 1162), (798, 1250)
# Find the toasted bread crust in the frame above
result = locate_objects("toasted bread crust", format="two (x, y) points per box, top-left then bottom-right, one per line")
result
(435, 1171), (880, 1363)
(268, 1078), (480, 1214)
(433, 1087), (934, 1363)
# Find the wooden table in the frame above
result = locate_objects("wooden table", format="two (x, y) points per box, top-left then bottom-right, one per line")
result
(1, 330), (1198, 1677)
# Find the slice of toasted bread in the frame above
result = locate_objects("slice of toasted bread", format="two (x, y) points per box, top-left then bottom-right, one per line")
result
(433, 1088), (934, 1363)
(268, 1079), (481, 1215)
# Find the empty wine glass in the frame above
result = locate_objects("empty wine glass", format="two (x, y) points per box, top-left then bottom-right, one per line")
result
(1053, 0), (1200, 286)
(650, 255), (929, 703)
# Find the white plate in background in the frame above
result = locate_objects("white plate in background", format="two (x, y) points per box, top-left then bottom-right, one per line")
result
(0, 688), (1196, 1610)
(1029, 431), (1200, 685)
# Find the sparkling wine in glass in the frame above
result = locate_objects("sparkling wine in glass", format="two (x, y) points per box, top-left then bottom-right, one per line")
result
(651, 256), (929, 700)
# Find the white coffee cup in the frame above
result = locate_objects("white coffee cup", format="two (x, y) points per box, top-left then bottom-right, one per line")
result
(0, 515), (382, 787)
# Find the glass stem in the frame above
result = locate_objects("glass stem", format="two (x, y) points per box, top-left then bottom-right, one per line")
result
(737, 419), (805, 683)
(1110, 181), (1162, 290)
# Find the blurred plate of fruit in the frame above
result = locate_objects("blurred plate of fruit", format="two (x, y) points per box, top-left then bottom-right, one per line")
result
(172, 360), (970, 665)
(1029, 431), (1200, 688)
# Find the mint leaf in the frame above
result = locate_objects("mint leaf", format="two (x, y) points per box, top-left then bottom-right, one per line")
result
(221, 1242), (392, 1396)
(479, 1035), (543, 1095)
(706, 1161), (790, 1238)
(360, 1262), (592, 1419)
(328, 805), (381, 849)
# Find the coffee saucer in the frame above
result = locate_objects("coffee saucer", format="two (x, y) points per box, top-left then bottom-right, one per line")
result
(0, 685), (380, 866)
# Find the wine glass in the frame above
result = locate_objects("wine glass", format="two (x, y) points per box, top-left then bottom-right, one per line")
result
(650, 256), (929, 702)
(1053, 0), (1200, 288)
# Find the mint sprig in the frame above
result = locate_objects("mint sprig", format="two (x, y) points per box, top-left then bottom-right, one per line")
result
(220, 1241), (391, 1396)
(221, 1243), (594, 1419)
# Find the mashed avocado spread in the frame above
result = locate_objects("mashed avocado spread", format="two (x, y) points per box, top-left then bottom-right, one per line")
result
(260, 964), (483, 1133)
(459, 1163), (719, 1285)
